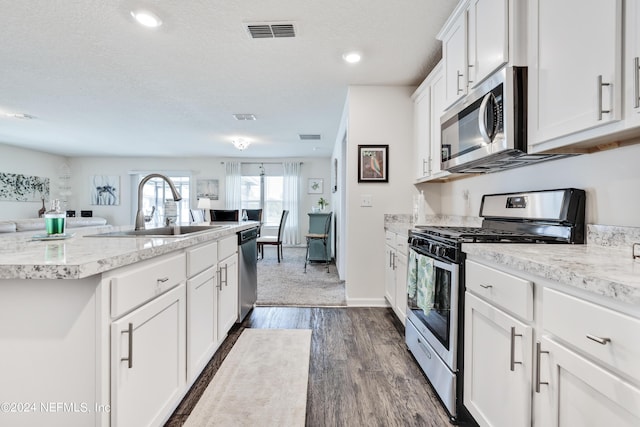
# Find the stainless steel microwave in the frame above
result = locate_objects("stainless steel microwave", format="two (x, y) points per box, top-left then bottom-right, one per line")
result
(440, 66), (569, 173)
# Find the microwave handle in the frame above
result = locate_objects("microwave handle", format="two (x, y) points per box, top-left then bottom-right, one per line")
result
(478, 92), (497, 143)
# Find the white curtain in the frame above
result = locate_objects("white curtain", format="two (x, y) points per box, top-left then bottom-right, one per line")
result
(282, 162), (301, 245)
(225, 161), (242, 210)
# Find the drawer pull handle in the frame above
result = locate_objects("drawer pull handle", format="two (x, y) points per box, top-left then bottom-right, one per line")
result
(157, 277), (169, 283)
(121, 323), (133, 369)
(479, 284), (493, 289)
(586, 334), (611, 345)
(535, 342), (549, 393)
(417, 338), (432, 359)
(510, 327), (523, 371)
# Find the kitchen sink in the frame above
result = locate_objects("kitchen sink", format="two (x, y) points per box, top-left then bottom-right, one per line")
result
(84, 225), (227, 238)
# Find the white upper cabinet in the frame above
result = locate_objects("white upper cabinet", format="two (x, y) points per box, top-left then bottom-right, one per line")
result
(467, 0), (507, 87)
(412, 62), (450, 182)
(429, 66), (449, 179)
(528, 0), (623, 150)
(413, 83), (431, 180)
(440, 7), (468, 109)
(439, 0), (524, 110)
(625, 0), (640, 127)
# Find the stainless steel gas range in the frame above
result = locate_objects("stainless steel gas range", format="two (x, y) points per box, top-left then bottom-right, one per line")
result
(405, 188), (586, 423)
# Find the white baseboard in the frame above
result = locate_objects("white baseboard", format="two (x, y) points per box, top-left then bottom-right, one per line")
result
(346, 297), (389, 307)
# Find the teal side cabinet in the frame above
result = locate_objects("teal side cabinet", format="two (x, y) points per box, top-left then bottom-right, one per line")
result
(307, 212), (332, 262)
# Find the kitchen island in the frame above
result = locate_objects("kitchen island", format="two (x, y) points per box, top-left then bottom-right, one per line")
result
(0, 222), (257, 427)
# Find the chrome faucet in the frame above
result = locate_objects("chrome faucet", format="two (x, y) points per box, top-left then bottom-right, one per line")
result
(135, 174), (182, 230)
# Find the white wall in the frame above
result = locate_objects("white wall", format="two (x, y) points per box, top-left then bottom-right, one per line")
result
(427, 141), (640, 227)
(343, 86), (419, 306)
(68, 156), (330, 232)
(0, 144), (69, 219)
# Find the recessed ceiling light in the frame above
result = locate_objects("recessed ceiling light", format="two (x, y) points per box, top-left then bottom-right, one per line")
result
(130, 10), (162, 28)
(342, 52), (362, 64)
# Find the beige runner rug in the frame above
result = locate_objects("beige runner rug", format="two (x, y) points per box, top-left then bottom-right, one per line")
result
(184, 329), (312, 427)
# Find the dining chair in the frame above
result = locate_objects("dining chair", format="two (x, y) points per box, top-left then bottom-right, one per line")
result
(210, 209), (239, 221)
(256, 210), (289, 262)
(243, 209), (263, 236)
(304, 213), (332, 273)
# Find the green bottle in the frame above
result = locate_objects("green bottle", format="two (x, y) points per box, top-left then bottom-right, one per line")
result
(45, 199), (65, 235)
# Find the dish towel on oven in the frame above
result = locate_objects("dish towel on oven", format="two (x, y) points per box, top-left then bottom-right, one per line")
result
(407, 250), (419, 298)
(416, 254), (435, 315)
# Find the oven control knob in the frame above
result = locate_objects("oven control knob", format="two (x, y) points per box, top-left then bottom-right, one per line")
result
(436, 246), (445, 257)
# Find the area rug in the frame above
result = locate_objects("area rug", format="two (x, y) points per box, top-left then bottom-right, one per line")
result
(256, 246), (346, 306)
(184, 329), (312, 427)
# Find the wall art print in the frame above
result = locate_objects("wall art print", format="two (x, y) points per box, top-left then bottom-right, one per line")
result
(0, 172), (50, 202)
(91, 175), (120, 205)
(357, 145), (389, 183)
(196, 178), (219, 200)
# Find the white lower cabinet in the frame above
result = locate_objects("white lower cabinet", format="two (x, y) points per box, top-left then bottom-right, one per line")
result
(464, 292), (532, 427)
(111, 284), (186, 427)
(465, 257), (640, 427)
(187, 266), (218, 383)
(535, 336), (640, 427)
(384, 230), (408, 324)
(217, 252), (238, 340)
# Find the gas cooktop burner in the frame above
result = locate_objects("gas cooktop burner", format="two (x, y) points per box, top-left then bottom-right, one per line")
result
(413, 225), (570, 243)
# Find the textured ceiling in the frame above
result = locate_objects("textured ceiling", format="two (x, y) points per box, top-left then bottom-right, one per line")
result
(0, 0), (458, 158)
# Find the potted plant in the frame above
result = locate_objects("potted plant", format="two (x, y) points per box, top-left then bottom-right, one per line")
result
(317, 197), (329, 211)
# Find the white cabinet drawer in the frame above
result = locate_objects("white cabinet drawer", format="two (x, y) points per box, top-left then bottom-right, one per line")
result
(385, 230), (395, 245)
(218, 234), (237, 260)
(395, 233), (408, 253)
(466, 260), (533, 321)
(186, 241), (217, 277)
(109, 252), (186, 319)
(543, 288), (640, 383)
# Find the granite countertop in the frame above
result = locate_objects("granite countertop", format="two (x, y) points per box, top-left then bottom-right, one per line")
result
(462, 242), (640, 306)
(385, 214), (640, 307)
(0, 222), (258, 280)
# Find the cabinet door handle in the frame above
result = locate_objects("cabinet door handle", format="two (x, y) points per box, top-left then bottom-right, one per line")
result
(121, 322), (133, 369)
(586, 334), (611, 345)
(634, 57), (640, 109)
(456, 71), (464, 95)
(157, 277), (169, 283)
(392, 253), (397, 270)
(510, 327), (523, 371)
(479, 284), (493, 289)
(467, 63), (474, 85)
(597, 75), (611, 120)
(222, 264), (228, 287)
(535, 341), (549, 393)
(216, 268), (222, 290)
(422, 159), (428, 175)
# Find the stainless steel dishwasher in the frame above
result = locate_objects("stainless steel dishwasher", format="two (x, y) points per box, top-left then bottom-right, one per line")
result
(237, 226), (259, 322)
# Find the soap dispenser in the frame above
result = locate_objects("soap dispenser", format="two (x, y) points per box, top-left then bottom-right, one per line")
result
(44, 199), (65, 235)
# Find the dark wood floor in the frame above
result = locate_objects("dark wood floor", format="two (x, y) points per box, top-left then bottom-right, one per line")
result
(166, 307), (452, 427)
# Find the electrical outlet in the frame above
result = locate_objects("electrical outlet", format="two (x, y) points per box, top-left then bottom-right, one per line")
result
(361, 194), (373, 207)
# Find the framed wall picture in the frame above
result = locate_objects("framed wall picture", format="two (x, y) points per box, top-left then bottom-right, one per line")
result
(90, 175), (120, 205)
(196, 178), (219, 200)
(357, 145), (388, 183)
(307, 178), (323, 194)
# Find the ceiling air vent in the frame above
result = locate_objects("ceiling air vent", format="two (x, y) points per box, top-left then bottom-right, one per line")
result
(244, 22), (296, 39)
(233, 113), (256, 121)
(299, 134), (322, 141)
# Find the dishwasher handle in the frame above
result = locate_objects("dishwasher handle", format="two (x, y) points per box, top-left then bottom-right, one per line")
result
(238, 227), (259, 244)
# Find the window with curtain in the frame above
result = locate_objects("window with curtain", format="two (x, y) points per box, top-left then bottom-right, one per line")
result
(136, 175), (191, 226)
(240, 171), (283, 227)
